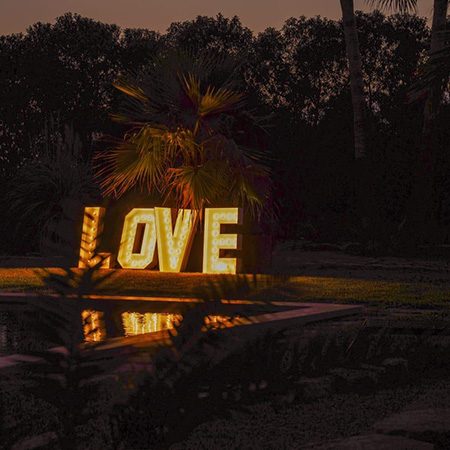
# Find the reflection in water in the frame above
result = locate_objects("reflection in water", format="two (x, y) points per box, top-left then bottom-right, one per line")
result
(121, 312), (233, 336)
(82, 310), (106, 342)
(204, 315), (233, 329)
(80, 310), (234, 341)
(122, 312), (182, 336)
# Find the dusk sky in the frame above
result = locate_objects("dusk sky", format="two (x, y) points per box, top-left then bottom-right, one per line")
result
(1, 0), (435, 35)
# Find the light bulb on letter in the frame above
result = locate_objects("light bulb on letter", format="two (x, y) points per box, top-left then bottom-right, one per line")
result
(117, 208), (158, 269)
(202, 207), (242, 274)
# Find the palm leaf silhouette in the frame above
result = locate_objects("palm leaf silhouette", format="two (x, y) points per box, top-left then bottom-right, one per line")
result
(96, 49), (271, 216)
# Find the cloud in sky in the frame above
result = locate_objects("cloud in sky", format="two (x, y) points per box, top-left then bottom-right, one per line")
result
(1, 0), (434, 35)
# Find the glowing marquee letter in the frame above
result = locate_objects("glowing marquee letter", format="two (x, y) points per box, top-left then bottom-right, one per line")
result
(78, 207), (111, 268)
(202, 207), (242, 274)
(117, 208), (157, 269)
(155, 207), (197, 272)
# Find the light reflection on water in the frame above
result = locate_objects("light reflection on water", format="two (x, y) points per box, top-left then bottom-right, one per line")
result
(82, 309), (106, 342)
(81, 310), (233, 342)
(122, 312), (182, 337)
(0, 309), (236, 353)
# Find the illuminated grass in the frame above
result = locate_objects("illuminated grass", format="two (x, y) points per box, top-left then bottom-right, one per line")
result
(0, 268), (450, 307)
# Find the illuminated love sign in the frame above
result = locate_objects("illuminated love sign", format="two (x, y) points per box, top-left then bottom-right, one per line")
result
(78, 206), (243, 274)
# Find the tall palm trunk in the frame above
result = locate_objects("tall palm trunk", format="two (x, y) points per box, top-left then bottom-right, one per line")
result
(340, 0), (380, 246)
(421, 0), (448, 164)
(340, 0), (367, 160)
(400, 0), (448, 248)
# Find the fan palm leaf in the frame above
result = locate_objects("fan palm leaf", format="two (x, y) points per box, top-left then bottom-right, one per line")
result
(179, 73), (243, 116)
(199, 85), (244, 117)
(112, 80), (147, 102)
(165, 160), (229, 210)
(97, 50), (271, 214)
(366, 0), (417, 13)
(96, 132), (167, 197)
(180, 73), (202, 110)
(230, 160), (271, 216)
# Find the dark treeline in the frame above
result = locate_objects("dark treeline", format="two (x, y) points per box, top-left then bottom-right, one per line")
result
(0, 12), (449, 255)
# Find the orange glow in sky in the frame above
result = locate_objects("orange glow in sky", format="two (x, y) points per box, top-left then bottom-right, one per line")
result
(0, 0), (434, 36)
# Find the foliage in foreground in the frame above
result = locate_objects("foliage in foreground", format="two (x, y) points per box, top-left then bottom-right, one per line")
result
(0, 263), (117, 449)
(0, 264), (285, 448)
(2, 262), (450, 448)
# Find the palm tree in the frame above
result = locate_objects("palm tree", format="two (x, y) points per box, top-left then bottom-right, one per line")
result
(96, 51), (271, 217)
(339, 0), (418, 160)
(339, 0), (367, 160)
(338, 0), (418, 246)
(347, 0), (448, 247)
(400, 0), (449, 245)
(420, 0), (448, 177)
(4, 122), (99, 255)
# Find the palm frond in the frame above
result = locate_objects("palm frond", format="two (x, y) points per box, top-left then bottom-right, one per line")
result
(231, 163), (271, 217)
(99, 49), (271, 215)
(199, 85), (244, 117)
(4, 126), (98, 253)
(180, 72), (202, 109)
(180, 71), (244, 121)
(113, 79), (148, 102)
(366, 0), (417, 13)
(164, 127), (199, 161)
(4, 263), (121, 448)
(165, 160), (228, 210)
(96, 132), (168, 197)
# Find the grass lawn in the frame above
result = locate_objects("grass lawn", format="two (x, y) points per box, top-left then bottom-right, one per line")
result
(1, 267), (450, 307)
